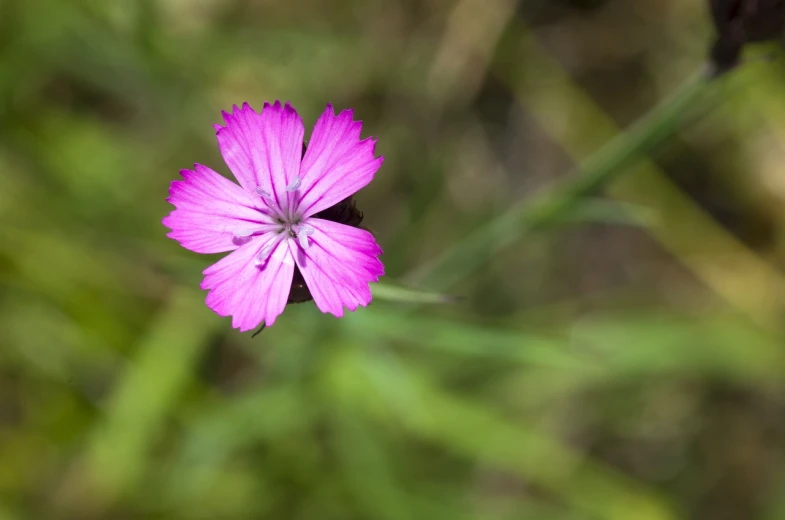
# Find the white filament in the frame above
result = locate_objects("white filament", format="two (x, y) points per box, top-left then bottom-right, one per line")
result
(285, 176), (302, 192)
(297, 224), (314, 249)
(254, 241), (275, 267)
(254, 186), (277, 208)
(232, 228), (255, 238)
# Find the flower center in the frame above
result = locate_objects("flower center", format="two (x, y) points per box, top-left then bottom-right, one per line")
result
(231, 176), (315, 267)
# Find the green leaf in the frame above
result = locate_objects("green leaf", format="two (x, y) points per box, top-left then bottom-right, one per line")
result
(60, 286), (221, 513)
(372, 282), (460, 305)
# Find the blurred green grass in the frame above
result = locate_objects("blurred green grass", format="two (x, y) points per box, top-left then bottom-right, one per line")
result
(2, 0), (785, 519)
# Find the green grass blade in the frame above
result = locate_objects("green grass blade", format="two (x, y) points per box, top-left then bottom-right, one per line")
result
(55, 286), (221, 515)
(372, 282), (460, 304)
(407, 70), (717, 290)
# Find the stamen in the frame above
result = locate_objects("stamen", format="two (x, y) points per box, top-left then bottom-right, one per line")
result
(285, 176), (302, 192)
(232, 228), (255, 238)
(232, 224), (281, 242)
(297, 224), (314, 249)
(255, 186), (277, 208)
(232, 228), (255, 245)
(299, 224), (314, 235)
(254, 242), (275, 267)
(253, 234), (285, 267)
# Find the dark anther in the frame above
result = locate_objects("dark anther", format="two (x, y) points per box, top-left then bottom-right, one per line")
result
(709, 0), (785, 74)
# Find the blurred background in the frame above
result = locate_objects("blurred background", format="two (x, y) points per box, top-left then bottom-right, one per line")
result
(2, 0), (785, 518)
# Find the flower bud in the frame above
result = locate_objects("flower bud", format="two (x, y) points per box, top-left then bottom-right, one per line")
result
(709, 0), (785, 73)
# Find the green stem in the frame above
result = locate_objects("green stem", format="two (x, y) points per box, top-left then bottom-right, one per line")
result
(406, 69), (727, 291)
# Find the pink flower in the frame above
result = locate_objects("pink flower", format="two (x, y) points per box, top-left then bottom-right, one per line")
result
(163, 101), (385, 331)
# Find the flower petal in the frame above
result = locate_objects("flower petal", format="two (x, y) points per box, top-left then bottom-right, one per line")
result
(215, 101), (305, 203)
(163, 164), (268, 254)
(293, 218), (384, 317)
(296, 104), (384, 218)
(201, 236), (295, 331)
